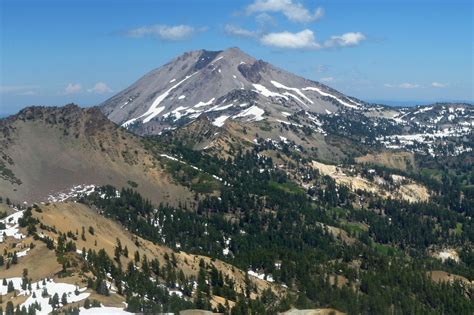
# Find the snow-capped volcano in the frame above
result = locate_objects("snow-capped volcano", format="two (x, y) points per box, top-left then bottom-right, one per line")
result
(100, 47), (364, 134)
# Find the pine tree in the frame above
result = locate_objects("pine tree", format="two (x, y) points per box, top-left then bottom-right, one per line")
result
(5, 302), (14, 315)
(61, 292), (68, 305)
(11, 253), (18, 265)
(7, 280), (14, 293)
(52, 293), (59, 307)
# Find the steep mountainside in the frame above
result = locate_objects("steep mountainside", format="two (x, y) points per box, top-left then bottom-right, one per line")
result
(100, 48), (473, 158)
(100, 47), (364, 134)
(0, 105), (192, 204)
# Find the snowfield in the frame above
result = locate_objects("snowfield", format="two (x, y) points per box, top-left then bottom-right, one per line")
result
(194, 98), (215, 108)
(0, 210), (25, 242)
(247, 270), (274, 283)
(271, 80), (313, 104)
(212, 115), (230, 127)
(1, 278), (90, 315)
(47, 184), (96, 203)
(377, 126), (473, 156)
(303, 86), (359, 109)
(253, 84), (288, 99)
(122, 72), (199, 127)
(233, 105), (265, 122)
(79, 306), (132, 314)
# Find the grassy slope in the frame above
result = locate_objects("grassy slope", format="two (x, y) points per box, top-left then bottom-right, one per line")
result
(0, 106), (192, 206)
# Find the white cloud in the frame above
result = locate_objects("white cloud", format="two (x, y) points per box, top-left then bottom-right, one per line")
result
(260, 29), (366, 50)
(324, 32), (366, 48)
(320, 77), (334, 82)
(125, 24), (205, 41)
(246, 0), (324, 23)
(224, 24), (258, 38)
(63, 83), (82, 94)
(431, 82), (447, 88)
(399, 83), (419, 89)
(88, 82), (113, 94)
(384, 83), (420, 89)
(261, 29), (320, 49)
(255, 13), (277, 27)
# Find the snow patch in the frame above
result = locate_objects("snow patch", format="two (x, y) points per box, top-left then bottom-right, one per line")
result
(1, 278), (90, 315)
(212, 115), (230, 127)
(47, 184), (96, 203)
(303, 86), (358, 109)
(271, 80), (313, 104)
(139, 72), (198, 124)
(194, 98), (215, 108)
(233, 105), (265, 122)
(253, 84), (288, 99)
(79, 306), (132, 314)
(206, 103), (234, 112)
(0, 210), (25, 243)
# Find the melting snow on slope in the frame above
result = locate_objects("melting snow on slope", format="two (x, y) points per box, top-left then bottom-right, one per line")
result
(194, 98), (215, 108)
(123, 72), (198, 126)
(348, 98), (362, 106)
(162, 106), (191, 121)
(275, 119), (303, 128)
(0, 278), (90, 315)
(212, 56), (224, 63)
(206, 103), (234, 112)
(222, 236), (231, 256)
(253, 84), (288, 99)
(79, 306), (133, 314)
(302, 86), (359, 109)
(282, 92), (309, 108)
(270, 80), (313, 104)
(17, 248), (30, 257)
(233, 105), (265, 122)
(0, 210), (25, 242)
(47, 184), (96, 203)
(413, 106), (433, 115)
(305, 112), (327, 134)
(377, 126), (473, 156)
(121, 118), (138, 128)
(212, 115), (230, 127)
(178, 95), (186, 100)
(247, 270), (274, 283)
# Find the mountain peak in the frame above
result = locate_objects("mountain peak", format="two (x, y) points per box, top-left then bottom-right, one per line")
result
(100, 47), (365, 135)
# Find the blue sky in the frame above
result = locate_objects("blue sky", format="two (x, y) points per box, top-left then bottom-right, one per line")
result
(1, 0), (472, 115)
